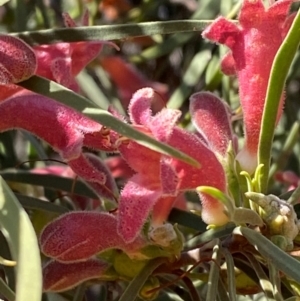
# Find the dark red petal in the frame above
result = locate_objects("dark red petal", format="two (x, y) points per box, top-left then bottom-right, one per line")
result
(40, 212), (144, 262)
(0, 35), (36, 83)
(118, 175), (162, 242)
(190, 92), (233, 156)
(43, 259), (110, 292)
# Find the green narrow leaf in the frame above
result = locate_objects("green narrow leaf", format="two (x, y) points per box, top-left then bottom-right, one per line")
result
(205, 54), (222, 90)
(206, 240), (222, 301)
(15, 0), (28, 31)
(217, 279), (230, 301)
(0, 233), (15, 290)
(0, 177), (42, 301)
(189, 223), (235, 245)
(0, 132), (18, 169)
(119, 258), (165, 301)
(130, 0), (222, 63)
(269, 121), (300, 182)
(268, 262), (283, 301)
(16, 193), (69, 214)
(21, 131), (49, 161)
(288, 186), (300, 206)
(168, 208), (207, 231)
(18, 75), (95, 112)
(72, 284), (86, 301)
(76, 70), (111, 109)
(130, 32), (196, 64)
(223, 249), (237, 301)
(258, 8), (300, 193)
(243, 252), (274, 299)
(18, 76), (199, 167)
(234, 226), (300, 283)
(11, 20), (212, 46)
(168, 49), (212, 109)
(220, 0), (234, 15)
(1, 170), (99, 199)
(0, 277), (15, 301)
(35, 0), (50, 29)
(94, 66), (125, 114)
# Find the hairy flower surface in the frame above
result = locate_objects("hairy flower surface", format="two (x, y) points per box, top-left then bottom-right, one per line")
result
(117, 88), (232, 242)
(0, 35), (36, 84)
(40, 212), (184, 291)
(43, 259), (112, 292)
(202, 0), (293, 173)
(0, 35), (37, 100)
(40, 212), (146, 262)
(0, 91), (119, 198)
(34, 11), (114, 91)
(190, 91), (234, 157)
(31, 152), (119, 206)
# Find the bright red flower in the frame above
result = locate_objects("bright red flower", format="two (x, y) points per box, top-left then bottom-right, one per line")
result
(40, 212), (146, 262)
(190, 91), (234, 157)
(275, 170), (300, 192)
(0, 35), (36, 84)
(31, 152), (119, 207)
(0, 91), (119, 199)
(34, 11), (116, 92)
(117, 88), (232, 242)
(202, 0), (293, 173)
(0, 35), (37, 100)
(43, 259), (111, 292)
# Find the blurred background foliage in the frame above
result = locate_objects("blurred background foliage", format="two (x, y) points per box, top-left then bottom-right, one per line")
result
(0, 0), (300, 300)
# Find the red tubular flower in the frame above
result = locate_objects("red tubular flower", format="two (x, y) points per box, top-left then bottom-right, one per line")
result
(0, 35), (36, 84)
(105, 155), (135, 179)
(0, 35), (37, 100)
(202, 0), (293, 173)
(0, 11), (117, 100)
(0, 92), (119, 199)
(190, 91), (234, 157)
(117, 88), (232, 242)
(32, 152), (119, 206)
(275, 170), (300, 192)
(43, 258), (111, 292)
(71, 153), (119, 203)
(40, 211), (146, 262)
(34, 11), (116, 92)
(101, 56), (169, 109)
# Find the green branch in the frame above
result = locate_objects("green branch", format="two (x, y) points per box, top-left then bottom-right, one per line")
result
(258, 9), (300, 193)
(11, 20), (213, 46)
